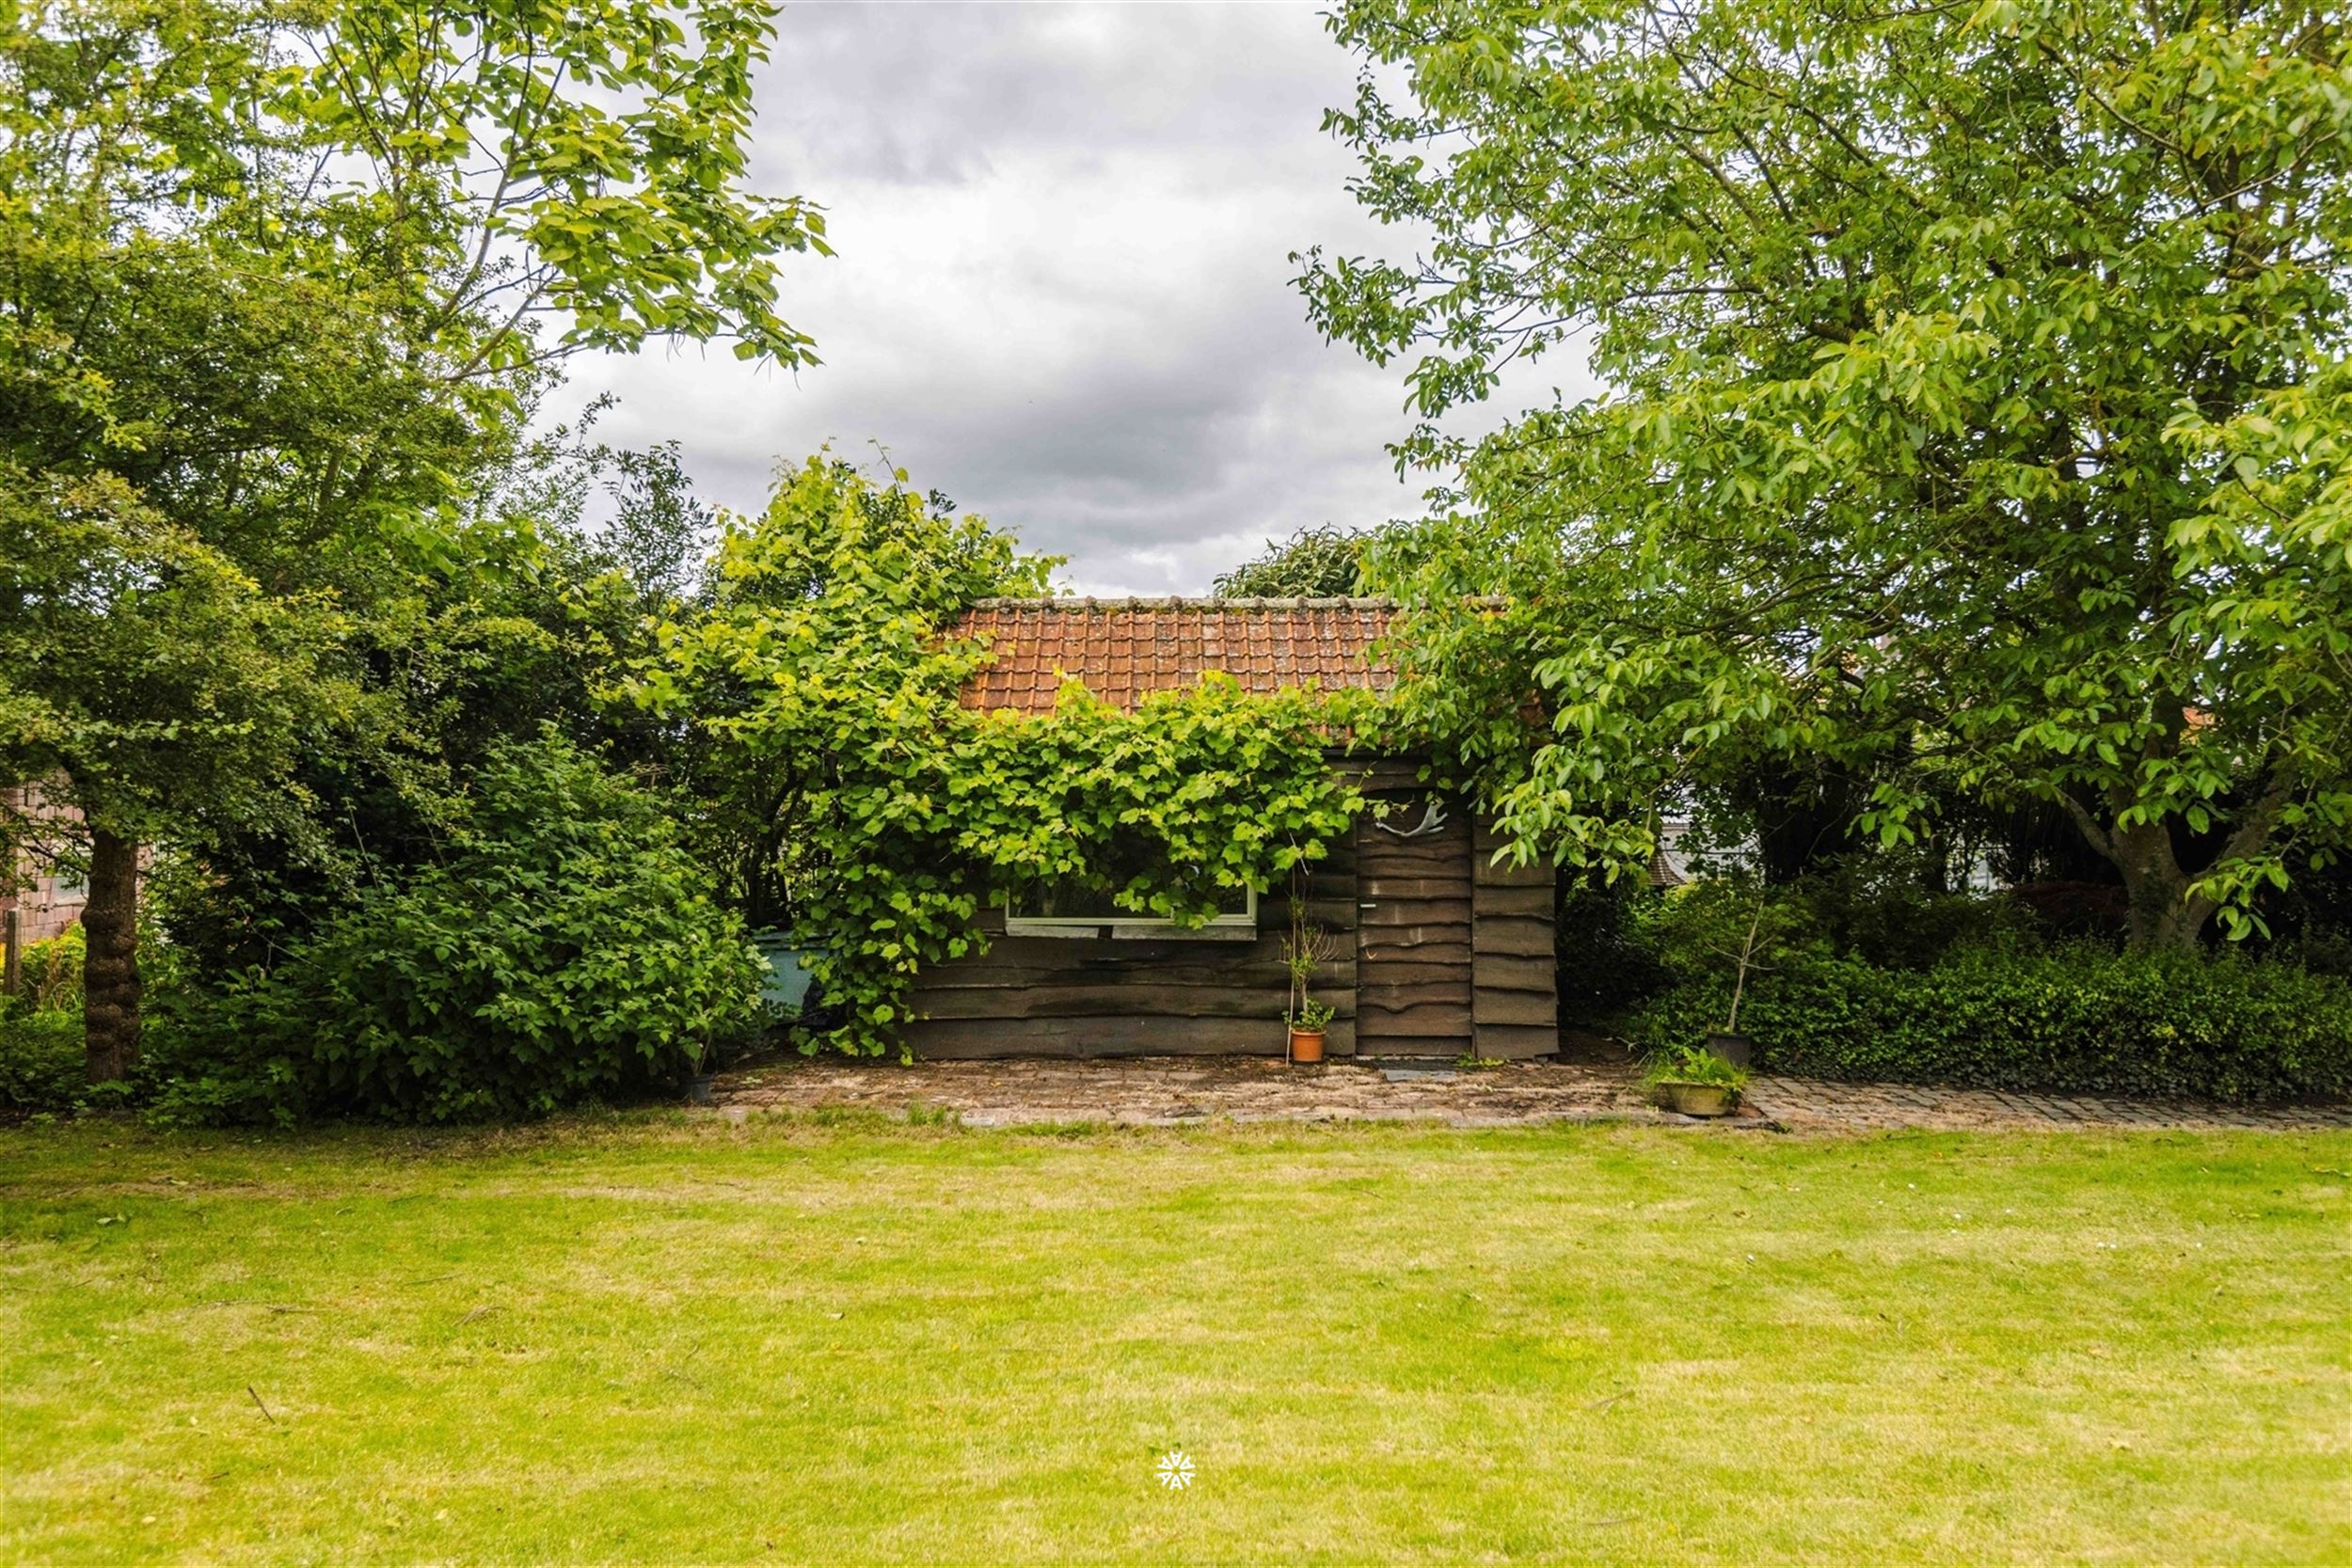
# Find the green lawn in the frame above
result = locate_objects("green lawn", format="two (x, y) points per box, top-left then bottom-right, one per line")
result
(3, 1115), (2346, 1566)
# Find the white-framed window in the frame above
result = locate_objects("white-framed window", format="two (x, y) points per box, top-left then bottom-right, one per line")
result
(1005, 879), (1257, 941)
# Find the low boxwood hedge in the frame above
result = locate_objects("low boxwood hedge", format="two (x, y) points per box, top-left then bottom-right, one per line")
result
(1631, 946), (2352, 1104)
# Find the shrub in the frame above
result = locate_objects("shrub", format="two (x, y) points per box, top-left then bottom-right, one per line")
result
(1788, 864), (2040, 970)
(0, 930), (87, 1113)
(1554, 877), (1670, 1023)
(151, 734), (766, 1124)
(1633, 869), (2033, 982)
(15, 926), (85, 1010)
(0, 1004), (83, 1112)
(1631, 945), (2352, 1104)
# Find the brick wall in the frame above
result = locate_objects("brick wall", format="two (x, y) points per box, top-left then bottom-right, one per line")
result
(3, 784), (87, 945)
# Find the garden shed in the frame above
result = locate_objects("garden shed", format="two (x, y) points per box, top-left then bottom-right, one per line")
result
(904, 597), (1558, 1061)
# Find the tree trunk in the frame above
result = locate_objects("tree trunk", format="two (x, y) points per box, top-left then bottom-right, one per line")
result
(83, 827), (142, 1083)
(2055, 796), (2207, 954)
(2110, 819), (2204, 953)
(2055, 767), (2296, 956)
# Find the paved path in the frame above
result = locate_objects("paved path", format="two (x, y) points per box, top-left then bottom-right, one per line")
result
(710, 1055), (2352, 1132)
(1741, 1075), (2352, 1132)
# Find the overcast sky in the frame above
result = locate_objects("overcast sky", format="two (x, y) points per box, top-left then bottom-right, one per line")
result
(550, 2), (1582, 595)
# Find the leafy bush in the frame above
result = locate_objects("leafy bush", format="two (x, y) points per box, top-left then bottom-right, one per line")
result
(1211, 523), (1373, 597)
(1788, 864), (2041, 970)
(1632, 945), (2352, 1104)
(1554, 877), (1669, 1023)
(0, 931), (87, 1113)
(1633, 870), (2032, 980)
(151, 735), (765, 1124)
(14, 926), (85, 1010)
(0, 1004), (83, 1112)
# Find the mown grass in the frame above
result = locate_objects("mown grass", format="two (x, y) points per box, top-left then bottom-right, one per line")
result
(2, 1113), (2345, 1565)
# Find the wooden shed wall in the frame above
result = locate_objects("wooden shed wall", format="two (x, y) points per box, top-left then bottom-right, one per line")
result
(1353, 770), (1476, 1055)
(900, 757), (1559, 1061)
(1470, 817), (1560, 1059)
(902, 842), (1361, 1059)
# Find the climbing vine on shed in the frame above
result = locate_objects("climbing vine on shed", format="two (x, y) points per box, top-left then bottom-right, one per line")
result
(632, 456), (1367, 1055)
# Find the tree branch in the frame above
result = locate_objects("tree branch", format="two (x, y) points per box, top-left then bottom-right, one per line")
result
(2051, 788), (2114, 863)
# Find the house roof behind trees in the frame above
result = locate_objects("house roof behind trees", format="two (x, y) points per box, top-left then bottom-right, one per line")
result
(951, 596), (1395, 715)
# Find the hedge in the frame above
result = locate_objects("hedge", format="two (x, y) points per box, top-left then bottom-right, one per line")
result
(0, 1006), (83, 1113)
(1631, 945), (2352, 1104)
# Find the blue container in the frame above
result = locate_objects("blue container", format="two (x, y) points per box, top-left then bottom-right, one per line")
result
(751, 929), (826, 1016)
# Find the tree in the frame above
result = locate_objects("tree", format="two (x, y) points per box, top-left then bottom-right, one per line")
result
(1213, 524), (1376, 597)
(1299, 0), (2351, 950)
(1, 0), (829, 1071)
(156, 499), (692, 985)
(0, 472), (334, 1080)
(162, 407), (723, 984)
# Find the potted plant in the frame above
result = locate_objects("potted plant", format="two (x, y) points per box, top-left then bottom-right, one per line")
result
(1282, 901), (1338, 1065)
(1288, 997), (1335, 1064)
(1644, 1043), (1750, 1117)
(1703, 895), (1777, 1068)
(682, 1034), (729, 1104)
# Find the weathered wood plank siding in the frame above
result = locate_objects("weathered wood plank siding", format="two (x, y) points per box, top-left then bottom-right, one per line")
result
(898, 753), (1559, 1060)
(1470, 817), (1560, 1058)
(1354, 789), (1475, 1055)
(904, 845), (1359, 1059)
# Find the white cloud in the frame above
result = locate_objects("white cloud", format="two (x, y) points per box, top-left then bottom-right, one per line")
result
(548, 2), (1592, 594)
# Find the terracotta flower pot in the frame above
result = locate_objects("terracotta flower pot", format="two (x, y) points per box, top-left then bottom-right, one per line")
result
(1288, 1027), (1327, 1064)
(1662, 1082), (1734, 1117)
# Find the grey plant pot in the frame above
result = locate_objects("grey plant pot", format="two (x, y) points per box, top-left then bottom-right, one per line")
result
(1704, 1031), (1753, 1069)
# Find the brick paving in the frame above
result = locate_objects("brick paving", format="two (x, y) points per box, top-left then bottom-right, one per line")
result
(709, 1054), (2352, 1132)
(1741, 1075), (2352, 1132)
(714, 1055), (1671, 1129)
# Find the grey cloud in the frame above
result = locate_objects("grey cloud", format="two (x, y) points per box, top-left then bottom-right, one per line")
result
(761, 5), (1357, 188)
(554, 3), (1581, 594)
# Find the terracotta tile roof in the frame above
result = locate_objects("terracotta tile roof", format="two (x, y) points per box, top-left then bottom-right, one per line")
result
(950, 596), (1395, 715)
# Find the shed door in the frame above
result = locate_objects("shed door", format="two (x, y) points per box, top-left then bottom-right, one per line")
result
(1354, 792), (1473, 1057)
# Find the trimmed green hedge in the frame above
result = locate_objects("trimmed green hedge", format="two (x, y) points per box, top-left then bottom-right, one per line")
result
(1631, 946), (2352, 1104)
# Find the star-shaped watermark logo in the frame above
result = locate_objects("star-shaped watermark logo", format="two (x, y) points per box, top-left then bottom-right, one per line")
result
(1155, 1449), (1195, 1490)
